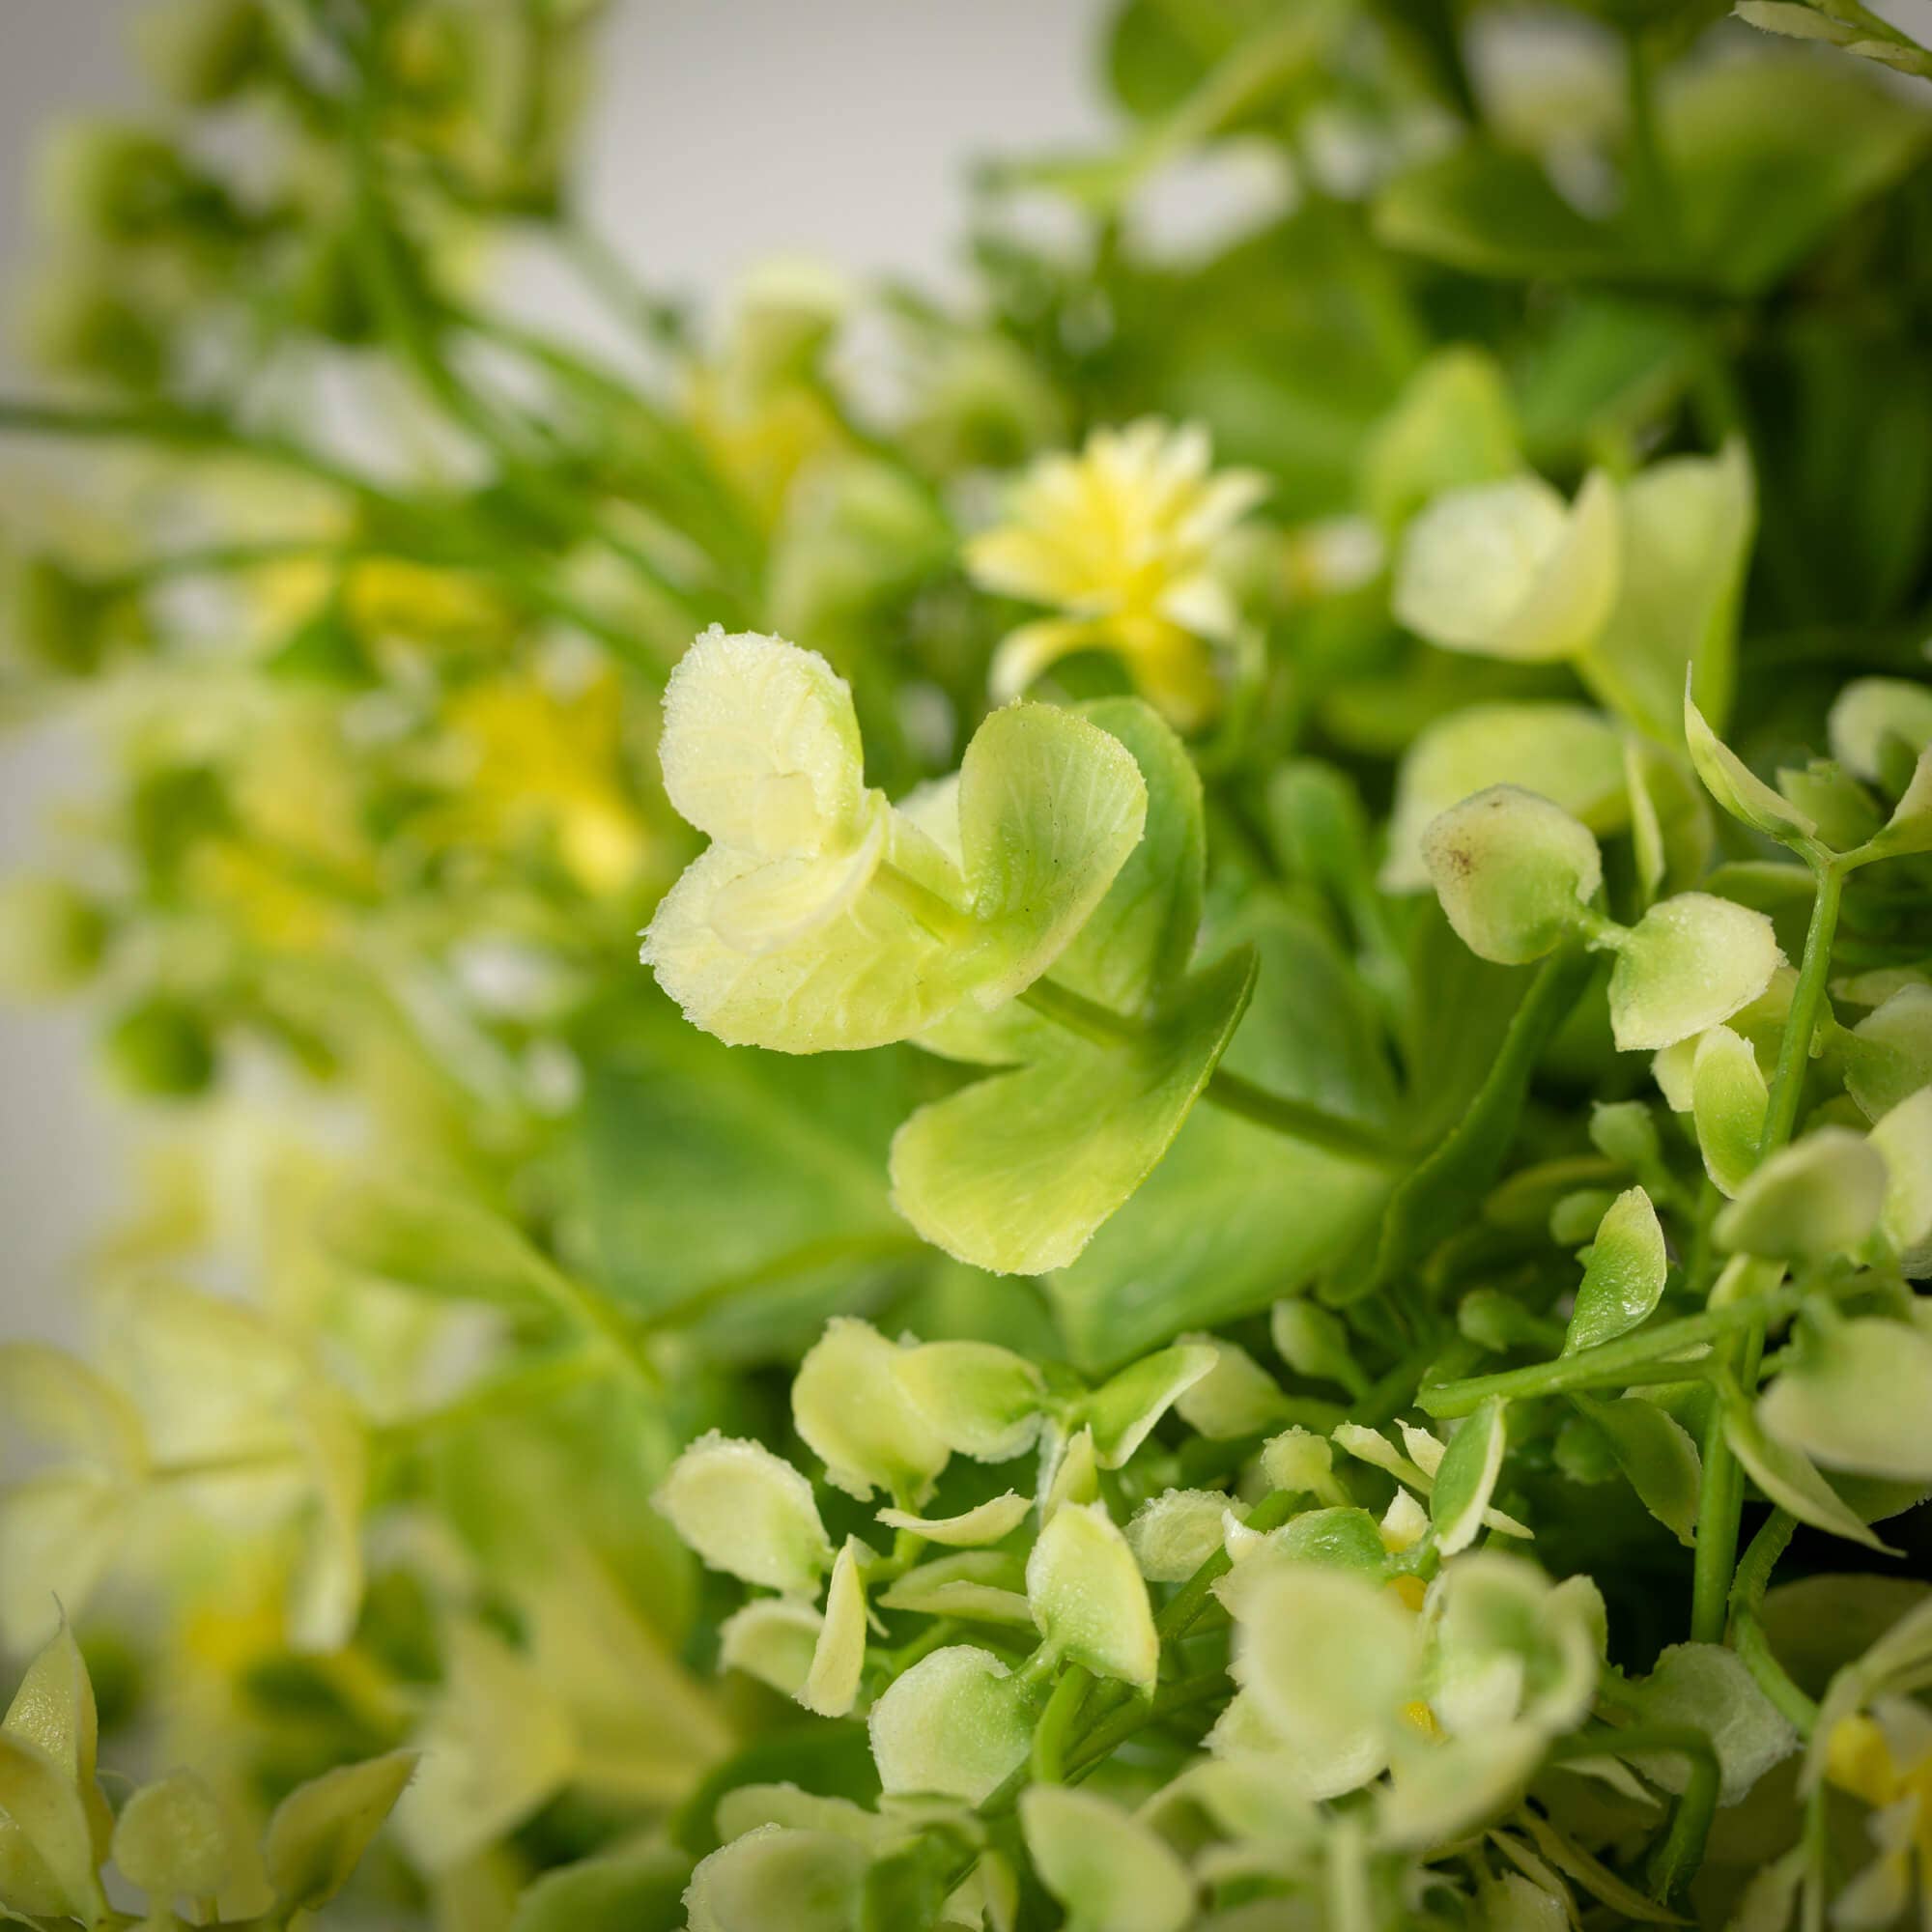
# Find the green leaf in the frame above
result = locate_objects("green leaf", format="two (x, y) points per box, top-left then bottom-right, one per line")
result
(1714, 1127), (1888, 1261)
(1393, 471), (1619, 663)
(1565, 1187), (1667, 1353)
(508, 1846), (691, 1932)
(684, 1826), (869, 1932)
(1618, 1643), (1797, 1806)
(1126, 1489), (1238, 1581)
(1572, 1395), (1701, 1546)
(920, 697), (1204, 1065)
(1020, 1786), (1194, 1932)
(1075, 1342), (1218, 1467)
(892, 1342), (1047, 1462)
(890, 950), (1256, 1275)
(1382, 703), (1628, 895)
(0, 1733), (103, 1925)
(653, 1432), (834, 1595)
(1758, 1318), (1932, 1482)
(110, 1769), (229, 1905)
(1227, 1562), (1417, 1797)
(1360, 346), (1521, 529)
(1870, 1085), (1932, 1271)
(876, 1491), (1031, 1548)
(320, 1174), (576, 1314)
(1735, 0), (1932, 80)
(1432, 1398), (1508, 1556)
(800, 1539), (871, 1719)
(719, 1603), (823, 1700)
(1582, 446), (1755, 742)
(1848, 750), (1932, 867)
(265, 1750), (416, 1911)
(1690, 1025), (1769, 1198)
(1027, 1501), (1160, 1689)
(1657, 57), (1932, 297)
(1842, 985), (1932, 1122)
(1684, 679), (1815, 848)
(1172, 1333), (1291, 1438)
(792, 1320), (950, 1504)
(1722, 1399), (1893, 1552)
(577, 1018), (919, 1350)
(1829, 678), (1932, 785)
(867, 1646), (1032, 1802)
(1603, 893), (1782, 1053)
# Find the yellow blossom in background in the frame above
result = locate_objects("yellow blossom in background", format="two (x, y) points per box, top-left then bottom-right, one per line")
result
(435, 668), (647, 895)
(1825, 1700), (1932, 1927)
(965, 418), (1265, 731)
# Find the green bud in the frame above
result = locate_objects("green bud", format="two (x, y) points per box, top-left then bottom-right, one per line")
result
(1270, 1299), (1369, 1399)
(102, 996), (217, 1098)
(0, 876), (108, 996)
(1422, 785), (1602, 965)
(1588, 1100), (1660, 1172)
(138, 0), (269, 106)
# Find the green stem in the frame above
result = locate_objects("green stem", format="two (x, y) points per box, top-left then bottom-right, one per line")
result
(1622, 30), (1682, 264)
(1016, 977), (1400, 1166)
(1730, 1510), (1819, 1737)
(1657, 862), (1845, 1904)
(1418, 1290), (1798, 1418)
(1031, 1664), (1091, 1784)
(1065, 1666), (1231, 1777)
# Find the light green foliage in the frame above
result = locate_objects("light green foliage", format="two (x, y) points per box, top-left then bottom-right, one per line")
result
(10, 6), (1932, 1926)
(1126, 1488), (1236, 1581)
(867, 1647), (1032, 1802)
(1431, 1399), (1508, 1556)
(1582, 445), (1755, 740)
(1686, 685), (1819, 851)
(1691, 1024), (1770, 1196)
(799, 1539), (871, 1719)
(890, 950), (1255, 1273)
(1565, 1186), (1668, 1352)
(1603, 893), (1783, 1053)
(1759, 1318), (1932, 1481)
(263, 1751), (417, 1914)
(1026, 1500), (1159, 1689)
(684, 1826), (869, 1932)
(1020, 1786), (1193, 1932)
(1381, 703), (1628, 894)
(111, 1768), (230, 1904)
(645, 633), (1147, 1053)
(1715, 1127), (1889, 1260)
(653, 1432), (834, 1593)
(1226, 1563), (1418, 1798)
(791, 1319), (951, 1503)
(1619, 1644), (1798, 1805)
(1422, 786), (1602, 965)
(1392, 472), (1619, 662)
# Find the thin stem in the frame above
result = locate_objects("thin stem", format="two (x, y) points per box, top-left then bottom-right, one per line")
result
(1730, 1510), (1819, 1737)
(1031, 1664), (1090, 1784)
(1418, 1291), (1798, 1418)
(1760, 863), (1844, 1156)
(1622, 31), (1682, 263)
(1065, 1666), (1230, 1777)
(1016, 977), (1401, 1166)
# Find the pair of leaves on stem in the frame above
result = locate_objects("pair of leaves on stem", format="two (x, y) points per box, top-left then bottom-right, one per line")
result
(643, 631), (1264, 1273)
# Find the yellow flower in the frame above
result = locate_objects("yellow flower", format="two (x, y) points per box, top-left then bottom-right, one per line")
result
(438, 668), (646, 895)
(1826, 1700), (1932, 1927)
(965, 418), (1266, 730)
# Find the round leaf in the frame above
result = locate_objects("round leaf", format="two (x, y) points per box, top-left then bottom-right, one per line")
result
(867, 1646), (1031, 1803)
(654, 1432), (834, 1594)
(1423, 785), (1602, 965)
(1605, 892), (1782, 1052)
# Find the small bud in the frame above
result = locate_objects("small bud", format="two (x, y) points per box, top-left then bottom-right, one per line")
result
(40, 123), (199, 246)
(23, 269), (167, 389)
(138, 0), (269, 106)
(1423, 785), (1602, 965)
